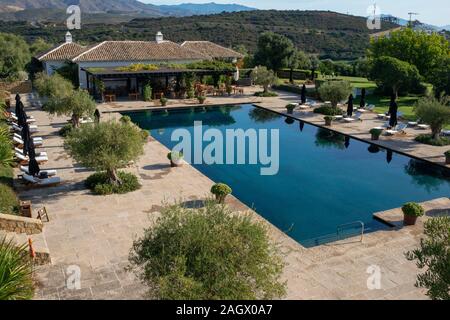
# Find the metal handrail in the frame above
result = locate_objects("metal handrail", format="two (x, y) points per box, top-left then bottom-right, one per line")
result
(336, 221), (365, 242)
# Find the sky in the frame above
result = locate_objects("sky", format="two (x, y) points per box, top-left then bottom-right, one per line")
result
(143, 0), (450, 26)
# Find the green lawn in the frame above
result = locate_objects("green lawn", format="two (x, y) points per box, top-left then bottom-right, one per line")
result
(353, 94), (420, 121)
(318, 76), (377, 89)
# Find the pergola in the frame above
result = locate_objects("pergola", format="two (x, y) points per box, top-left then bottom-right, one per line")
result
(82, 67), (234, 101)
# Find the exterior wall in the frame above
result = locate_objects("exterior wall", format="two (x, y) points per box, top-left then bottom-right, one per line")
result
(43, 61), (65, 76)
(77, 59), (202, 89)
(0, 213), (43, 235)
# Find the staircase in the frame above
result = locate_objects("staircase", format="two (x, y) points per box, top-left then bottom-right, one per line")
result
(0, 229), (51, 265)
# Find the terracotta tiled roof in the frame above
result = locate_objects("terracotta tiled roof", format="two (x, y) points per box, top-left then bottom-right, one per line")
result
(36, 43), (87, 61)
(72, 41), (209, 62)
(181, 41), (244, 59)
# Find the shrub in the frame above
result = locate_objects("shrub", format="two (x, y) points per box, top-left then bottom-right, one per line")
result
(85, 171), (141, 195)
(402, 202), (425, 217)
(370, 128), (383, 138)
(210, 183), (232, 203)
(445, 150), (450, 157)
(251, 66), (278, 93)
(59, 124), (74, 137)
(167, 151), (183, 161)
(414, 95), (450, 140)
(415, 134), (450, 146)
(197, 96), (206, 104)
(143, 83), (152, 102)
(160, 97), (168, 106)
(254, 91), (278, 97)
(187, 89), (195, 99)
(313, 106), (343, 116)
(318, 80), (352, 108)
(0, 236), (34, 300)
(128, 200), (286, 300)
(406, 216), (450, 300)
(140, 130), (149, 142)
(0, 184), (19, 215)
(120, 115), (132, 124)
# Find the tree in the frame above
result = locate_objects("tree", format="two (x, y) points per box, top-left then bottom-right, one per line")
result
(56, 61), (79, 88)
(406, 216), (450, 300)
(44, 89), (96, 128)
(65, 121), (144, 185)
(370, 56), (421, 97)
(253, 32), (295, 71)
(0, 237), (34, 300)
(0, 33), (31, 79)
(318, 81), (352, 108)
(29, 38), (52, 56)
(128, 200), (286, 300)
(414, 95), (450, 140)
(429, 57), (450, 97)
(309, 55), (320, 80)
(251, 66), (277, 93)
(34, 72), (73, 99)
(287, 50), (310, 83)
(369, 28), (449, 83)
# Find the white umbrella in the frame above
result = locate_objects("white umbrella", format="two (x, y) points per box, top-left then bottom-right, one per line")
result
(233, 67), (240, 82)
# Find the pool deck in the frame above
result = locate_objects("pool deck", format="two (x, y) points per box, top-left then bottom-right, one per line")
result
(9, 91), (450, 300)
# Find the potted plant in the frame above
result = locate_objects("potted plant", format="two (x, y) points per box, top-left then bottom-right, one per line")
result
(197, 96), (206, 105)
(445, 150), (450, 164)
(211, 183), (232, 204)
(324, 116), (333, 126)
(370, 128), (383, 141)
(402, 202), (425, 226)
(286, 103), (296, 115)
(167, 151), (184, 167)
(160, 97), (168, 106)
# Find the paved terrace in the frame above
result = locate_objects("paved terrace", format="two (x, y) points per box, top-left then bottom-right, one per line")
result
(12, 90), (450, 300)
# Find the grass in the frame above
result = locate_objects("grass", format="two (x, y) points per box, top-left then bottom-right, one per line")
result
(353, 94), (420, 121)
(317, 76), (377, 89)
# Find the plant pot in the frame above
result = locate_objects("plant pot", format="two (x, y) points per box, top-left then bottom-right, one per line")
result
(170, 159), (183, 167)
(286, 107), (295, 115)
(215, 194), (226, 204)
(403, 214), (418, 226)
(371, 133), (380, 141)
(325, 119), (332, 126)
(446, 154), (450, 164)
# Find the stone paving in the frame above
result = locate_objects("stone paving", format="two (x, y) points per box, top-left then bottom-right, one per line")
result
(11, 90), (450, 300)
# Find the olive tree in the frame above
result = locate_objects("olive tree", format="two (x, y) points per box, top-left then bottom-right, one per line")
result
(44, 89), (96, 127)
(414, 95), (450, 140)
(251, 66), (277, 93)
(64, 121), (145, 185)
(318, 81), (352, 108)
(0, 33), (31, 79)
(128, 200), (286, 300)
(406, 216), (450, 300)
(34, 72), (73, 99)
(253, 32), (295, 71)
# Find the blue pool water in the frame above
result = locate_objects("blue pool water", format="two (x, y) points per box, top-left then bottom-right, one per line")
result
(125, 104), (450, 247)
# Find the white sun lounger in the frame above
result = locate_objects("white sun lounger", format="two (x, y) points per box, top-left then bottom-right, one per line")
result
(20, 166), (57, 177)
(441, 130), (450, 137)
(11, 123), (38, 133)
(417, 124), (430, 130)
(15, 152), (48, 164)
(13, 135), (43, 147)
(385, 123), (408, 136)
(20, 173), (61, 187)
(10, 114), (36, 123)
(343, 112), (363, 123)
(15, 147), (47, 157)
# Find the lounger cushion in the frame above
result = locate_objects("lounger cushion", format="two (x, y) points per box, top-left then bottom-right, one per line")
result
(22, 173), (61, 186)
(20, 166), (57, 177)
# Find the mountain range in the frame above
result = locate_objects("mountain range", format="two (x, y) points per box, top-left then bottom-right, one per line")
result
(0, 0), (256, 21)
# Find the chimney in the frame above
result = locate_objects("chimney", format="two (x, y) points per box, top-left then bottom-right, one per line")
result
(65, 31), (73, 44)
(155, 31), (163, 44)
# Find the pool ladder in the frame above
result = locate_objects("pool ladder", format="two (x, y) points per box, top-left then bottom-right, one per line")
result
(337, 221), (365, 242)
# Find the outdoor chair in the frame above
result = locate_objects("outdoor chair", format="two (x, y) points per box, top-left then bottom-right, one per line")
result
(11, 123), (38, 133)
(343, 112), (363, 123)
(9, 113), (36, 123)
(19, 173), (61, 188)
(385, 123), (408, 136)
(15, 152), (48, 165)
(15, 147), (47, 158)
(20, 166), (57, 177)
(13, 134), (43, 147)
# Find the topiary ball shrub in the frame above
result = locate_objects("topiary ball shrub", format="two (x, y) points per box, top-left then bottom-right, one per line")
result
(402, 202), (425, 217)
(59, 124), (74, 137)
(211, 183), (232, 203)
(313, 106), (342, 116)
(85, 171), (141, 195)
(0, 184), (19, 215)
(415, 134), (450, 146)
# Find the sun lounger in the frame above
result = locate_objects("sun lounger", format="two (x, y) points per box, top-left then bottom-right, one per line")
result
(15, 152), (48, 165)
(417, 124), (430, 130)
(10, 112), (35, 120)
(343, 112), (363, 123)
(441, 130), (450, 137)
(20, 166), (57, 177)
(19, 173), (61, 188)
(11, 123), (38, 133)
(385, 123), (408, 136)
(13, 135), (43, 147)
(9, 114), (36, 123)
(15, 147), (47, 157)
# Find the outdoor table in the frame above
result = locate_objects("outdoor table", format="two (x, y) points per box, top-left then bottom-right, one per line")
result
(104, 94), (116, 102)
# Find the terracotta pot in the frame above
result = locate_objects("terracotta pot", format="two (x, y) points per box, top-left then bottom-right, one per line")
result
(371, 133), (380, 141)
(325, 118), (332, 126)
(403, 215), (418, 226)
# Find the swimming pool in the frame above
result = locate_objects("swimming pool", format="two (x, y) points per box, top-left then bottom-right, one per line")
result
(124, 104), (450, 247)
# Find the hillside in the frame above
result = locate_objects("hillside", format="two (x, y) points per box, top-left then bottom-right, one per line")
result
(0, 0), (256, 20)
(0, 10), (398, 60)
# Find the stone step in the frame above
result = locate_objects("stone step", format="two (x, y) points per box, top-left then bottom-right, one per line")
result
(0, 230), (51, 265)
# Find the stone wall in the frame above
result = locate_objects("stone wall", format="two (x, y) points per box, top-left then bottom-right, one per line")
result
(0, 80), (32, 94)
(0, 213), (43, 235)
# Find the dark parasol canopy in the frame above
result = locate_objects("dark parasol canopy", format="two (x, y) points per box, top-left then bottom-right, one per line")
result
(301, 84), (307, 105)
(94, 109), (101, 123)
(344, 136), (350, 149)
(347, 94), (354, 117)
(360, 88), (366, 109)
(388, 94), (398, 128)
(21, 123), (31, 156)
(299, 121), (305, 132)
(386, 150), (393, 164)
(28, 144), (40, 177)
